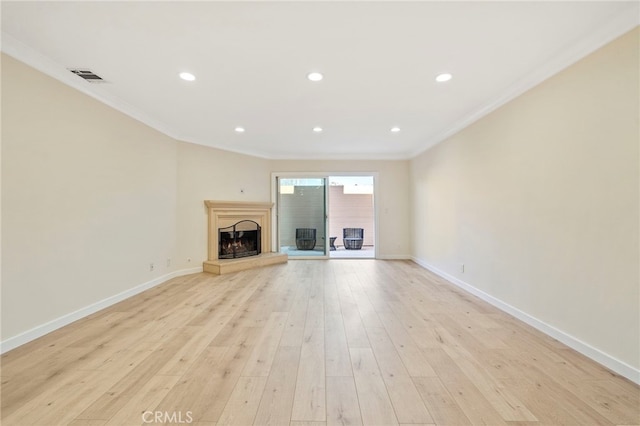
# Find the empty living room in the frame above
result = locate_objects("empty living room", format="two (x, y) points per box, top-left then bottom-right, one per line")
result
(1, 2), (639, 425)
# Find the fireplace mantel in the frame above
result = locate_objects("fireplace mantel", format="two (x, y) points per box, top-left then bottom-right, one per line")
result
(204, 200), (274, 212)
(203, 200), (287, 274)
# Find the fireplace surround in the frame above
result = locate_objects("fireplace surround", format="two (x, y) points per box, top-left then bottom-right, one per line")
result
(203, 200), (287, 274)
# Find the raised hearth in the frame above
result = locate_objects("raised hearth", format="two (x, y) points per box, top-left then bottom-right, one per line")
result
(203, 252), (287, 275)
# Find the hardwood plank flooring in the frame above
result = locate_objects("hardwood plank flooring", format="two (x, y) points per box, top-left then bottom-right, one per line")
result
(1, 260), (638, 425)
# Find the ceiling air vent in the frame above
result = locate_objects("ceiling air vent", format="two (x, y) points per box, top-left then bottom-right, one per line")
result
(68, 68), (107, 83)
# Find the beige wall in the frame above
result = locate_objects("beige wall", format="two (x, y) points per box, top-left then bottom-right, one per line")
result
(2, 54), (178, 339)
(176, 142), (271, 269)
(271, 160), (411, 258)
(5, 26), (635, 381)
(0, 53), (411, 344)
(410, 28), (639, 371)
(178, 154), (410, 259)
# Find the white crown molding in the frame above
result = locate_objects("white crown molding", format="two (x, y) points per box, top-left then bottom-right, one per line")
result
(0, 266), (203, 354)
(176, 134), (411, 160)
(264, 152), (411, 161)
(1, 33), (411, 162)
(3, 5), (638, 162)
(409, 7), (640, 159)
(1, 32), (182, 140)
(411, 256), (640, 385)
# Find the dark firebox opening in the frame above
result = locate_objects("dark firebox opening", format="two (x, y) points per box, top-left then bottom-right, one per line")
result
(218, 220), (261, 259)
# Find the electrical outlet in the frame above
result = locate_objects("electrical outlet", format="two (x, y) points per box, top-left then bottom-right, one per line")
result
(166, 258), (171, 267)
(461, 263), (465, 273)
(150, 262), (154, 272)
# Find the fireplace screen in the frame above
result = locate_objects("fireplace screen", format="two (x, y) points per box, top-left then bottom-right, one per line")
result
(218, 220), (261, 259)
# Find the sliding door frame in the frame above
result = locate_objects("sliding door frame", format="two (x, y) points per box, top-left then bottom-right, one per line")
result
(271, 171), (379, 259)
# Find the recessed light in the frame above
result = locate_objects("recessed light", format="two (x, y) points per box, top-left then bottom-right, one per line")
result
(234, 127), (245, 133)
(313, 127), (323, 133)
(390, 127), (401, 133)
(307, 72), (323, 82)
(435, 73), (452, 82)
(179, 72), (196, 81)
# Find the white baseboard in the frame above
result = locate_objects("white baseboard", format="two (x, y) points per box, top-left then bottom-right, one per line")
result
(0, 266), (204, 354)
(377, 254), (412, 260)
(411, 257), (640, 385)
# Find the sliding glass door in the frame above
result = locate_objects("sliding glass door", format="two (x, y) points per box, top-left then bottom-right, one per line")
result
(276, 177), (328, 258)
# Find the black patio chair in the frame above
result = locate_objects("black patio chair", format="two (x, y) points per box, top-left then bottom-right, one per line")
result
(343, 228), (364, 250)
(295, 228), (316, 250)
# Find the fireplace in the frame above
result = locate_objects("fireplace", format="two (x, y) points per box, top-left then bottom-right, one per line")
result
(203, 200), (287, 275)
(219, 220), (261, 259)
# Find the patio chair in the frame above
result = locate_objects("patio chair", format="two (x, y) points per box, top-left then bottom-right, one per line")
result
(295, 228), (316, 250)
(343, 228), (364, 250)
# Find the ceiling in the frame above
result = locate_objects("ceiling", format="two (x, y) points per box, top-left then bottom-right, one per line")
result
(2, 1), (638, 160)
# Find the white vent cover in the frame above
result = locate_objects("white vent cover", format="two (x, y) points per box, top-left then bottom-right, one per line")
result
(68, 68), (107, 83)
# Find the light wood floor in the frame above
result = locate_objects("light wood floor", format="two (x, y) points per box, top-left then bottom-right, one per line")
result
(2, 260), (638, 425)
